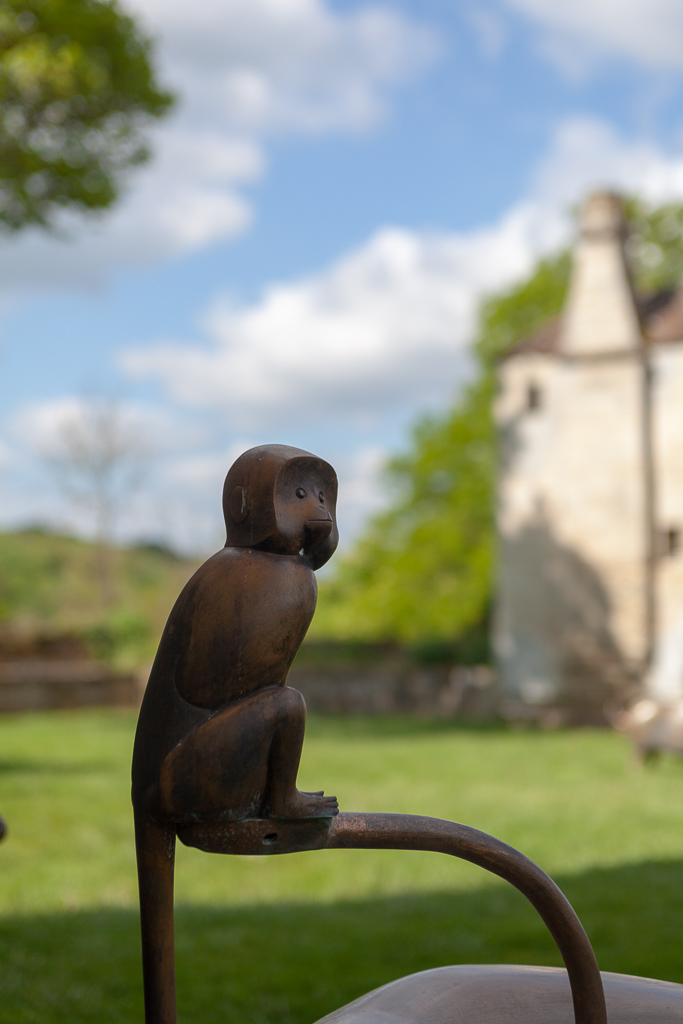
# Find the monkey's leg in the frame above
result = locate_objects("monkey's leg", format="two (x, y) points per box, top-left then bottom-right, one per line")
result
(134, 809), (177, 1024)
(263, 686), (339, 818)
(160, 685), (337, 820)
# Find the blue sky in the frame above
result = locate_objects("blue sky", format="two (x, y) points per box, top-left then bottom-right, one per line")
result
(5, 0), (683, 552)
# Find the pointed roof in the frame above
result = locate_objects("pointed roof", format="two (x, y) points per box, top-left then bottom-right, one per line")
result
(504, 192), (683, 360)
(505, 290), (683, 359)
(562, 192), (641, 356)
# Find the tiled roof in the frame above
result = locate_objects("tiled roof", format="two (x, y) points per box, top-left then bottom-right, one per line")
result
(503, 317), (562, 359)
(504, 288), (683, 358)
(642, 288), (683, 343)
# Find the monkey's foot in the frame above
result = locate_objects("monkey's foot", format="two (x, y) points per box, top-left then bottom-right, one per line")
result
(271, 789), (339, 818)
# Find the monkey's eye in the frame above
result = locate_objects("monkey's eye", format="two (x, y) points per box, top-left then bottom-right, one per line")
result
(296, 487), (307, 499)
(318, 491), (324, 503)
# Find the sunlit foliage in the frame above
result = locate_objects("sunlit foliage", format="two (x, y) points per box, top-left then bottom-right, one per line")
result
(0, 0), (172, 230)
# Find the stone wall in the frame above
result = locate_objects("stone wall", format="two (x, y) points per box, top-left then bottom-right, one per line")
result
(289, 663), (498, 717)
(495, 351), (648, 711)
(650, 341), (683, 700)
(0, 655), (499, 718)
(0, 659), (143, 713)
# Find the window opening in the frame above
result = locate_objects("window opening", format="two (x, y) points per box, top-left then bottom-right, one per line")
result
(658, 527), (680, 557)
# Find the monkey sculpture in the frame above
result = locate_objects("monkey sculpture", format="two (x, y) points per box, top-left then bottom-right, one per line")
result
(132, 443), (340, 825)
(132, 444), (340, 1023)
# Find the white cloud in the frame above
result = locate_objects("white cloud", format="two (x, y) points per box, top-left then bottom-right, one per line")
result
(11, 396), (203, 458)
(118, 114), (683, 473)
(1, 401), (385, 552)
(3, 396), (217, 550)
(502, 0), (683, 73)
(0, 0), (437, 293)
(332, 444), (389, 543)
(121, 204), (567, 431)
(530, 117), (683, 205)
(128, 0), (438, 134)
(0, 437), (13, 468)
(164, 443), (252, 492)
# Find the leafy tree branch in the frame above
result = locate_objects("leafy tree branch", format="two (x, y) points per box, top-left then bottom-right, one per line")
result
(0, 0), (173, 231)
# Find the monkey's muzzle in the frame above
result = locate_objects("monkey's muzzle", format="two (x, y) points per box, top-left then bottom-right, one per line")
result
(305, 518), (333, 542)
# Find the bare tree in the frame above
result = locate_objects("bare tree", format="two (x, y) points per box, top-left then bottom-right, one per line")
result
(46, 397), (147, 606)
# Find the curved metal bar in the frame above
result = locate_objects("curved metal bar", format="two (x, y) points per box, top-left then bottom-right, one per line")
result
(178, 810), (607, 1024)
(323, 813), (607, 1024)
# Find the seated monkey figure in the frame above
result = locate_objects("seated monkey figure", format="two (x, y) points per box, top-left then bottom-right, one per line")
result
(132, 444), (339, 824)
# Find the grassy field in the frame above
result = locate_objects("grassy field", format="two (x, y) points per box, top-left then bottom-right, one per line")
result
(0, 711), (682, 1022)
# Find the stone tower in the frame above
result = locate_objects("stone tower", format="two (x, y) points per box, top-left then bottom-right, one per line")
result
(494, 192), (683, 719)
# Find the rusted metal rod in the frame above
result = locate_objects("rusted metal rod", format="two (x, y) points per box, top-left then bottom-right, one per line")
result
(176, 811), (607, 1024)
(325, 813), (606, 1024)
(134, 814), (177, 1024)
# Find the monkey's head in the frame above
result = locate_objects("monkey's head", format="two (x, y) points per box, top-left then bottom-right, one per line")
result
(223, 444), (339, 569)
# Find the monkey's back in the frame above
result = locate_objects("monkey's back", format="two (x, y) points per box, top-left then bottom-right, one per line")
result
(170, 546), (316, 707)
(132, 547), (317, 805)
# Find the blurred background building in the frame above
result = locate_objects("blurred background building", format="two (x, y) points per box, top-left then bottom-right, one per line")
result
(496, 192), (683, 719)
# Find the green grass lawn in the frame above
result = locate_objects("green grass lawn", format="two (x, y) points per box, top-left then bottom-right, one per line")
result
(0, 710), (682, 1022)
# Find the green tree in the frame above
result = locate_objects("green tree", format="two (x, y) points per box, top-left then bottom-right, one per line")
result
(0, 0), (172, 231)
(314, 199), (683, 654)
(623, 197), (683, 291)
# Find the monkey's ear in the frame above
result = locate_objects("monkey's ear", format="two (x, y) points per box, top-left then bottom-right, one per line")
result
(228, 485), (248, 523)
